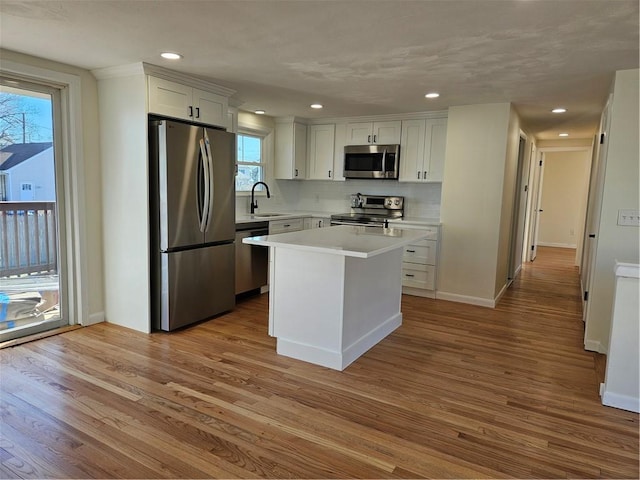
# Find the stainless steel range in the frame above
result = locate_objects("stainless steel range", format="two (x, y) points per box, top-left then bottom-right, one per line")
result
(330, 193), (404, 227)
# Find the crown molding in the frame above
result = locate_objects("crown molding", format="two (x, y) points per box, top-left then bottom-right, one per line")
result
(91, 62), (236, 98)
(269, 109), (448, 125)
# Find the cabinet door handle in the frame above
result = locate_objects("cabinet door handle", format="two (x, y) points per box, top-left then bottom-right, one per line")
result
(284, 224), (290, 228)
(424, 170), (428, 179)
(195, 107), (200, 118)
(373, 135), (377, 143)
(367, 135), (371, 143)
(417, 171), (421, 179)
(406, 249), (416, 253)
(188, 106), (193, 117)
(328, 170), (332, 178)
(405, 274), (415, 278)
(295, 169), (298, 177)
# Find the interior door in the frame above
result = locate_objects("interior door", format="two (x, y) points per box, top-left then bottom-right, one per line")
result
(529, 153), (545, 261)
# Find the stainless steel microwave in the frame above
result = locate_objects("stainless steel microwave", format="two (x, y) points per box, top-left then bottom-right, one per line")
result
(343, 144), (400, 179)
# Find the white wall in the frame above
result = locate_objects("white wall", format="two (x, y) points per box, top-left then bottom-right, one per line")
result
(438, 103), (511, 306)
(538, 150), (591, 248)
(6, 147), (55, 201)
(0, 49), (104, 323)
(584, 69), (640, 353)
(96, 72), (149, 332)
(495, 105), (522, 296)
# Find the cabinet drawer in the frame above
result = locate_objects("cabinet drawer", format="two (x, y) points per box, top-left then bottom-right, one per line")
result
(402, 240), (437, 265)
(269, 218), (304, 234)
(402, 264), (435, 290)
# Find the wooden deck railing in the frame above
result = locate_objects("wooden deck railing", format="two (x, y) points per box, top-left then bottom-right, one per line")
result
(0, 202), (57, 277)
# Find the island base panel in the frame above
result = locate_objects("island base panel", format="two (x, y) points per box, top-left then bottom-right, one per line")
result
(271, 247), (404, 370)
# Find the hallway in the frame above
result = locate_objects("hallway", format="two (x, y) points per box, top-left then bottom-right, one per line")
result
(0, 246), (638, 478)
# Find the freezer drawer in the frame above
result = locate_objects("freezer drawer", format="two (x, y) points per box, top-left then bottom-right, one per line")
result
(155, 243), (235, 331)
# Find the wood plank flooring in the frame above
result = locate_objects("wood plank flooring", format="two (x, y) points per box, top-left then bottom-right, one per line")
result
(1, 246), (638, 478)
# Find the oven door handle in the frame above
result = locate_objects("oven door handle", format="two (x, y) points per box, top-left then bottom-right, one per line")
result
(330, 220), (382, 228)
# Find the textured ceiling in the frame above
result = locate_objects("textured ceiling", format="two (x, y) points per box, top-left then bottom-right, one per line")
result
(1, 0), (638, 140)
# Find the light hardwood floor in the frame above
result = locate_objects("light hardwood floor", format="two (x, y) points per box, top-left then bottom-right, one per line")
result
(1, 247), (638, 478)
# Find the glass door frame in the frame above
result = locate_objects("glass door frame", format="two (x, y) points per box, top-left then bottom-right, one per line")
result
(0, 56), (91, 342)
(0, 78), (69, 342)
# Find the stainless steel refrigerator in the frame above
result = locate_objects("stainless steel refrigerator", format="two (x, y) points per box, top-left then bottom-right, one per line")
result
(149, 118), (236, 331)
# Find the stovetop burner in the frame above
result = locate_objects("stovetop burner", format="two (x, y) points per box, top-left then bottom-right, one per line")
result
(330, 194), (405, 227)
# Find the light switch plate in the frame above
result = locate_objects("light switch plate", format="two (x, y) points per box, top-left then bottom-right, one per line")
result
(617, 209), (640, 226)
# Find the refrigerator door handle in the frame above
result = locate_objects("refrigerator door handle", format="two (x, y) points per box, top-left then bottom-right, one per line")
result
(203, 130), (215, 232)
(198, 138), (210, 233)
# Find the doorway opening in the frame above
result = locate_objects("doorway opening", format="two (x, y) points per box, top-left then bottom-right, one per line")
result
(0, 79), (67, 342)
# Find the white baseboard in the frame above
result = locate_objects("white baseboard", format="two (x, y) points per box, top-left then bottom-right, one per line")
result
(494, 283), (508, 305)
(436, 291), (495, 308)
(276, 313), (402, 371)
(584, 339), (607, 354)
(538, 242), (577, 248)
(602, 390), (640, 413)
(402, 286), (435, 298)
(83, 311), (105, 326)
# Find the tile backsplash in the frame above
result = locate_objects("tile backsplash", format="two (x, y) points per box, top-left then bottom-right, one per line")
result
(238, 179), (441, 219)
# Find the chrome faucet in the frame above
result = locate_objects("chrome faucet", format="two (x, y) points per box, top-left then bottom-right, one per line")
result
(250, 181), (271, 214)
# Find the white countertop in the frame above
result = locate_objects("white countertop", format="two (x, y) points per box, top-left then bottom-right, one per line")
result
(235, 211), (329, 224)
(243, 225), (430, 258)
(236, 211), (441, 226)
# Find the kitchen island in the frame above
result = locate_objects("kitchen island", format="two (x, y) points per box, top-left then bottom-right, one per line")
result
(243, 225), (429, 370)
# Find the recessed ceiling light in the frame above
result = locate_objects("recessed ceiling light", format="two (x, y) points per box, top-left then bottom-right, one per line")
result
(160, 52), (182, 60)
(425, 92), (440, 99)
(254, 110), (265, 115)
(552, 108), (567, 113)
(310, 103), (323, 109)
(559, 133), (569, 137)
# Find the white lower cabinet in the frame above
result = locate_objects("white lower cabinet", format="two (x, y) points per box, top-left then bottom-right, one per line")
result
(304, 217), (331, 229)
(396, 224), (440, 298)
(269, 218), (304, 234)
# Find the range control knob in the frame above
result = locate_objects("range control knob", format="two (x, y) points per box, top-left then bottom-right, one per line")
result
(394, 199), (400, 205)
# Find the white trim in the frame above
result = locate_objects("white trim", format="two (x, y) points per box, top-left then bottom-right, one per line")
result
(615, 262), (640, 279)
(402, 287), (436, 298)
(494, 282), (508, 305)
(91, 62), (145, 79)
(537, 242), (578, 248)
(83, 312), (105, 326)
(273, 111), (449, 126)
(1, 59), (89, 328)
(91, 62), (236, 97)
(276, 312), (402, 371)
(436, 291), (495, 308)
(602, 391), (640, 413)
(584, 339), (607, 353)
(537, 146), (593, 153)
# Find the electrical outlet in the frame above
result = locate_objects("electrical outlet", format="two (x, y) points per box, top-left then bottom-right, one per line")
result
(617, 209), (640, 226)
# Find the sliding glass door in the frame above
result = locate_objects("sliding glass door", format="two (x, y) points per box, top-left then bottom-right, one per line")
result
(0, 79), (67, 342)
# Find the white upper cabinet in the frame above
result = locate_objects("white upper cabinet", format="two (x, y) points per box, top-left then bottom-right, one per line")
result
(275, 120), (307, 179)
(148, 76), (228, 128)
(345, 120), (401, 145)
(399, 117), (447, 182)
(307, 124), (336, 180)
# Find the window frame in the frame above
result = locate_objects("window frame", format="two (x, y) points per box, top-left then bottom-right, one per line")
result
(235, 128), (268, 195)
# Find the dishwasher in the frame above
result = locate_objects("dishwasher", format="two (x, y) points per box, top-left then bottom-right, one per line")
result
(235, 221), (269, 295)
